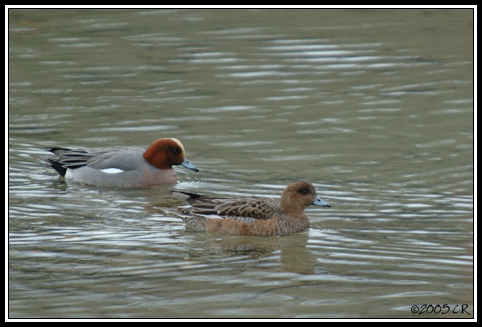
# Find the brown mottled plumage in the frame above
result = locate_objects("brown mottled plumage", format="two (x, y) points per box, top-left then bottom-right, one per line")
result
(174, 181), (330, 237)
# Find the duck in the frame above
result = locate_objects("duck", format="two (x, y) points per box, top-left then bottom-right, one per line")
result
(174, 181), (330, 236)
(40, 138), (198, 187)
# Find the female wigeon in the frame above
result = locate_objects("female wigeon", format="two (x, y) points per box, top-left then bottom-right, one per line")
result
(174, 181), (330, 236)
(40, 138), (198, 187)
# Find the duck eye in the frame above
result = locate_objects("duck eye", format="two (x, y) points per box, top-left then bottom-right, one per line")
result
(299, 188), (308, 195)
(171, 147), (180, 154)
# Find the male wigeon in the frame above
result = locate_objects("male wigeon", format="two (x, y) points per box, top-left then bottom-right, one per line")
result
(174, 181), (330, 236)
(40, 138), (199, 187)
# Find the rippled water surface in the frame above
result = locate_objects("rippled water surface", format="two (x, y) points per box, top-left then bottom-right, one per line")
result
(8, 9), (473, 319)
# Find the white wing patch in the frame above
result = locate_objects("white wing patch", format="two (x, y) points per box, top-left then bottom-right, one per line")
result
(100, 168), (124, 174)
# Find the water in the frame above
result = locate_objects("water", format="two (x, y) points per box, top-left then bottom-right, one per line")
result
(8, 8), (473, 319)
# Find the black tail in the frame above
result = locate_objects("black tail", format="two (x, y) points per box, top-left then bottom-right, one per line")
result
(38, 157), (67, 176)
(38, 147), (73, 177)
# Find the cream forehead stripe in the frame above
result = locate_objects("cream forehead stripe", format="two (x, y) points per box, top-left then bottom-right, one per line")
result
(169, 138), (186, 154)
